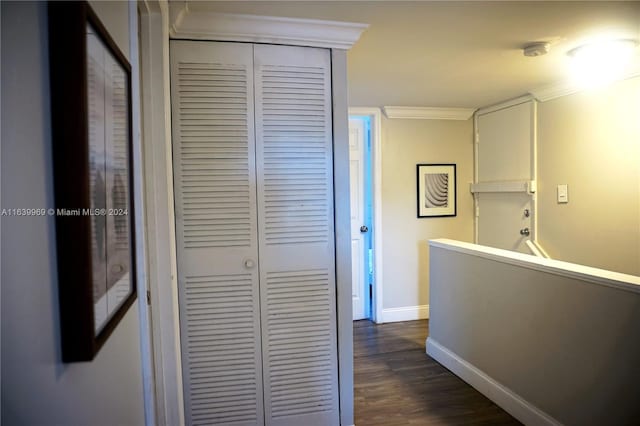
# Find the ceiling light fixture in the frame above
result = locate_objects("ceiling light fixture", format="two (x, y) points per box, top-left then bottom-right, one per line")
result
(567, 38), (639, 88)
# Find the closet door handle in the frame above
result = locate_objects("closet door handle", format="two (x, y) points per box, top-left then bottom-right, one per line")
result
(244, 259), (256, 269)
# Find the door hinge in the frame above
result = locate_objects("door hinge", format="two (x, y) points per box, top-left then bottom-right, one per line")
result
(475, 132), (479, 144)
(146, 290), (151, 305)
(475, 206), (480, 217)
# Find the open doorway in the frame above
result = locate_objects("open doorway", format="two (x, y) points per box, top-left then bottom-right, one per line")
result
(349, 115), (372, 320)
(348, 108), (383, 322)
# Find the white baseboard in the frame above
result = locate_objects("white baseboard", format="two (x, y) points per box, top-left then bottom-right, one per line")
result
(381, 305), (429, 323)
(426, 337), (560, 426)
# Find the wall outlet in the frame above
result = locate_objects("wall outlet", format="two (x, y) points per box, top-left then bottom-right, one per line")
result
(557, 184), (568, 203)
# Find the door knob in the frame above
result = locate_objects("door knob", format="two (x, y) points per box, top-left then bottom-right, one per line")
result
(520, 228), (530, 236)
(360, 225), (368, 233)
(244, 259), (255, 269)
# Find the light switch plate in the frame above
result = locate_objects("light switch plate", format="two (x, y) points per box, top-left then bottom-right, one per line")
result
(557, 184), (568, 203)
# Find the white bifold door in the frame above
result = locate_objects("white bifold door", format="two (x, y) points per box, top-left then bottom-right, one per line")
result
(170, 40), (339, 426)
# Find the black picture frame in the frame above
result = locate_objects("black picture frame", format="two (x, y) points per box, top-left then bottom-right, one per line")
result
(48, 1), (136, 362)
(416, 164), (457, 218)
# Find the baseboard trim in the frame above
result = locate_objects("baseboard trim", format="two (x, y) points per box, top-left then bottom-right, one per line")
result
(426, 337), (561, 426)
(381, 305), (429, 323)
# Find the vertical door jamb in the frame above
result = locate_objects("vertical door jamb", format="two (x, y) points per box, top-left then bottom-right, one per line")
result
(138, 1), (185, 425)
(333, 49), (354, 426)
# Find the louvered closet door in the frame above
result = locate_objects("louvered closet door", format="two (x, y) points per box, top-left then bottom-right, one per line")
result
(254, 44), (340, 426)
(170, 40), (264, 426)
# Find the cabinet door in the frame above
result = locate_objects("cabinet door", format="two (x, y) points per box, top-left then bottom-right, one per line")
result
(170, 40), (264, 426)
(254, 44), (340, 426)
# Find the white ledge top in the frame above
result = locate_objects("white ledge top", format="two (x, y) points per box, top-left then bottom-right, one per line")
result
(169, 7), (368, 50)
(429, 239), (640, 294)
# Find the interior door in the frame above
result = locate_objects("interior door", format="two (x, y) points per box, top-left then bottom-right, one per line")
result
(170, 40), (265, 426)
(476, 101), (534, 253)
(254, 44), (340, 426)
(349, 118), (366, 320)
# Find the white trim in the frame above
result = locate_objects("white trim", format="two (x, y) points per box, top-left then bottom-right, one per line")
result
(426, 338), (561, 426)
(129, 2), (155, 425)
(382, 106), (475, 120)
(0, 0), (3, 416)
(168, 6), (368, 50)
(475, 94), (534, 116)
(469, 180), (535, 194)
(530, 100), (539, 242)
(348, 107), (383, 324)
(139, 2), (186, 425)
(525, 240), (550, 259)
(472, 114), (479, 244)
(333, 50), (355, 426)
(529, 67), (640, 102)
(529, 81), (582, 103)
(381, 305), (429, 323)
(429, 239), (640, 294)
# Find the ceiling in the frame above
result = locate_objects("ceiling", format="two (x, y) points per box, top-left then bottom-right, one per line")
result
(177, 1), (640, 109)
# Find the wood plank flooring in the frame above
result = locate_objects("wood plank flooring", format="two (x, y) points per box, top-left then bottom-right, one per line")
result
(354, 319), (522, 425)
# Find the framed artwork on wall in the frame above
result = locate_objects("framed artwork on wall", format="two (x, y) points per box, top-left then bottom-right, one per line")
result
(417, 164), (457, 218)
(48, 1), (136, 362)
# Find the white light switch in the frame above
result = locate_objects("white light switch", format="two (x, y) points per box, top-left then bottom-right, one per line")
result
(557, 184), (568, 203)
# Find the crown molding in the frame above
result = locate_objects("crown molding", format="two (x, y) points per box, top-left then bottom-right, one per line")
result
(529, 64), (640, 102)
(528, 82), (581, 103)
(382, 106), (476, 120)
(169, 5), (368, 50)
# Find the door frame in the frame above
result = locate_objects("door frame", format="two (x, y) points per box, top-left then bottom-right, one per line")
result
(347, 116), (368, 321)
(138, 2), (186, 426)
(348, 108), (383, 323)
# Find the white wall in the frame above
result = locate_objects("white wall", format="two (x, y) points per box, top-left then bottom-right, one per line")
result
(428, 240), (640, 425)
(1, 2), (145, 425)
(537, 76), (640, 276)
(381, 118), (474, 317)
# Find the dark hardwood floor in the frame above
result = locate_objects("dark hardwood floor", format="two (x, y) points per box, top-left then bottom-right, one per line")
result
(354, 319), (522, 425)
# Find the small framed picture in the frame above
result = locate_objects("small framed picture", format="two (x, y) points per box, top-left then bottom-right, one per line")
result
(416, 164), (456, 218)
(49, 1), (136, 362)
